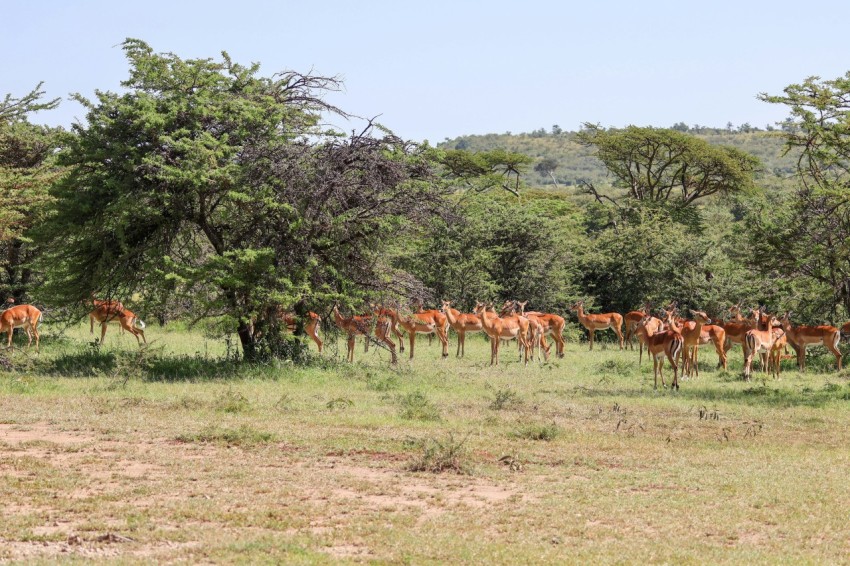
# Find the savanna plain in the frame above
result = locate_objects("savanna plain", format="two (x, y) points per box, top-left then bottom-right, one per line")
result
(2, 325), (850, 564)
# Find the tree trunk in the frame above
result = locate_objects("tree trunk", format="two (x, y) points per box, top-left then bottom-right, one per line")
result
(237, 320), (257, 362)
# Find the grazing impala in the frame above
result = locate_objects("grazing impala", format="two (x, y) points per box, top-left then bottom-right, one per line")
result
(743, 310), (781, 380)
(440, 300), (483, 358)
(89, 298), (146, 346)
(473, 302), (530, 366)
(1, 304), (43, 352)
(635, 314), (684, 390)
(516, 301), (566, 359)
(780, 312), (842, 372)
(570, 300), (624, 350)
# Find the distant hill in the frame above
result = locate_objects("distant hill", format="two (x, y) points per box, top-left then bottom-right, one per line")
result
(439, 126), (801, 191)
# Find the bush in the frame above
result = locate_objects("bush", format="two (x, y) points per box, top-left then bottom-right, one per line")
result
(407, 433), (471, 474)
(398, 391), (441, 421)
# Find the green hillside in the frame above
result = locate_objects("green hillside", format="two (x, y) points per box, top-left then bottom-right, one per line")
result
(440, 126), (801, 190)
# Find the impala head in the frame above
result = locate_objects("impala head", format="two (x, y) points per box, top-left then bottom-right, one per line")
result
(690, 309), (711, 324)
(569, 300), (584, 312)
(473, 302), (487, 316)
(440, 299), (452, 312)
(517, 300), (528, 314)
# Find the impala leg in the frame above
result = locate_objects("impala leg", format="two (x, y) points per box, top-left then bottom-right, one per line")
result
(408, 333), (416, 360)
(616, 325), (624, 350)
(439, 328), (449, 358)
(347, 335), (355, 362)
(826, 334), (842, 371)
(588, 330), (594, 351)
(694, 346), (700, 379)
(100, 322), (108, 345)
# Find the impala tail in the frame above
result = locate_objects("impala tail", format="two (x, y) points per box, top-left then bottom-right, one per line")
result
(134, 318), (146, 330)
(670, 335), (683, 361)
(745, 333), (756, 353)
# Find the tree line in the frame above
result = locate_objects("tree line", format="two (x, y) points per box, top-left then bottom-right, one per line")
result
(2, 39), (849, 361)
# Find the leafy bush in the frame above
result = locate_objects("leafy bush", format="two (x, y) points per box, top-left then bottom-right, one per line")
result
(398, 391), (441, 421)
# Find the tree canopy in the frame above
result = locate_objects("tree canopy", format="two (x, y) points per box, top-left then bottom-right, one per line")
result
(575, 124), (759, 211)
(40, 39), (447, 359)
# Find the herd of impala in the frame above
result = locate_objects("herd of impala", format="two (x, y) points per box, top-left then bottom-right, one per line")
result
(2, 297), (849, 390)
(330, 299), (850, 389)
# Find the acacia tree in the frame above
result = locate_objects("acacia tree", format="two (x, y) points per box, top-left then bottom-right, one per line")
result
(753, 73), (850, 319)
(575, 124), (759, 222)
(0, 84), (62, 302)
(40, 39), (446, 360)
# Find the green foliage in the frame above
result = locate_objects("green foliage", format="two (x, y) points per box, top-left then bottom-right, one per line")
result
(0, 84), (64, 301)
(512, 421), (561, 441)
(38, 39), (446, 360)
(398, 390), (441, 421)
(754, 72), (850, 319)
(400, 191), (584, 311)
(576, 124), (759, 211)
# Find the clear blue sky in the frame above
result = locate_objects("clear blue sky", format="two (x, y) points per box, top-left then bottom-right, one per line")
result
(4, 0), (849, 143)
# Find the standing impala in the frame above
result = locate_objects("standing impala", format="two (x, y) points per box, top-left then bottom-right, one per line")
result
(569, 300), (624, 350)
(673, 310), (713, 379)
(516, 301), (566, 359)
(780, 312), (842, 372)
(742, 310), (781, 380)
(278, 309), (323, 353)
(473, 302), (530, 366)
(635, 314), (684, 390)
(440, 300), (483, 358)
(1, 304), (43, 352)
(333, 305), (397, 365)
(395, 309), (447, 360)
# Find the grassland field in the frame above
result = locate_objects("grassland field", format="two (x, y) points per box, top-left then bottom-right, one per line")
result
(2, 322), (850, 564)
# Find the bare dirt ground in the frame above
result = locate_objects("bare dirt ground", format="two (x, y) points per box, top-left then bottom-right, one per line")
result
(0, 422), (522, 562)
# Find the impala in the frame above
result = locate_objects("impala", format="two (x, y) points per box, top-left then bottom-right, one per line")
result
(89, 297), (127, 339)
(743, 310), (780, 380)
(624, 309), (648, 350)
(440, 300), (483, 358)
(516, 301), (566, 359)
(719, 304), (757, 354)
(500, 300), (546, 361)
(89, 299), (146, 346)
(395, 309), (446, 360)
(333, 305), (396, 364)
(635, 314), (684, 390)
(473, 302), (530, 366)
(370, 304), (406, 352)
(1, 304), (43, 352)
(569, 300), (624, 350)
(768, 325), (789, 378)
(674, 310), (713, 378)
(780, 312), (842, 372)
(278, 310), (324, 353)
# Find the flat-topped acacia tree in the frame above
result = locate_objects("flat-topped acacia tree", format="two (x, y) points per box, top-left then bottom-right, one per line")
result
(40, 39), (447, 361)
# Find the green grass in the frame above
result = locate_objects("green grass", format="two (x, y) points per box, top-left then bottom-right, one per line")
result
(1, 322), (850, 562)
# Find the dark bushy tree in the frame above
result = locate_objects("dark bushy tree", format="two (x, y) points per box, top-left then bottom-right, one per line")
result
(40, 39), (446, 360)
